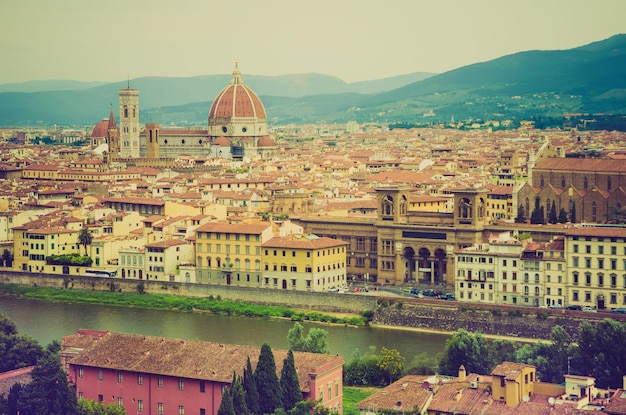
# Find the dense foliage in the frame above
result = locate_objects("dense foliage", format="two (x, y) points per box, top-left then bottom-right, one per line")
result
(46, 253), (93, 266)
(255, 343), (283, 415)
(287, 322), (330, 353)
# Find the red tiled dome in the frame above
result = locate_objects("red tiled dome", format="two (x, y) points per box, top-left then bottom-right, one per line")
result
(258, 135), (276, 147)
(213, 136), (231, 146)
(91, 118), (109, 138)
(208, 63), (266, 120)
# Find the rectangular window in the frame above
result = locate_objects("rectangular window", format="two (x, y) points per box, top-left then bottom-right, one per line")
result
(138, 374), (143, 385)
(158, 377), (163, 388)
(200, 410), (206, 415)
(573, 257), (579, 267)
(178, 379), (184, 390)
(158, 403), (164, 415)
(118, 372), (123, 383)
(98, 395), (103, 402)
(200, 380), (205, 393)
(118, 397), (123, 408)
(178, 405), (184, 415)
(599, 245), (604, 255)
(573, 244), (579, 253)
(98, 369), (103, 381)
(573, 291), (579, 301)
(79, 367), (84, 378)
(138, 400), (144, 413)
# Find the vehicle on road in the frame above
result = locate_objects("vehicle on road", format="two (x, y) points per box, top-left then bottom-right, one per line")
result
(549, 304), (563, 309)
(565, 305), (582, 311)
(612, 308), (626, 314)
(582, 306), (597, 312)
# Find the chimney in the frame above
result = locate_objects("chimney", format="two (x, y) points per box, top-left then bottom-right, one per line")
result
(458, 365), (467, 381)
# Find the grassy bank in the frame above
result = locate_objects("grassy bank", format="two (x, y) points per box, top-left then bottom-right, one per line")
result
(343, 387), (378, 415)
(0, 284), (368, 326)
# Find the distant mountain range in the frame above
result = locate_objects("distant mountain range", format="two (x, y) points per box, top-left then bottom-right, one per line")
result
(1, 34), (625, 127)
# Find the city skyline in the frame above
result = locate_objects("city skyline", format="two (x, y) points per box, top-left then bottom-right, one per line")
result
(1, 0), (625, 85)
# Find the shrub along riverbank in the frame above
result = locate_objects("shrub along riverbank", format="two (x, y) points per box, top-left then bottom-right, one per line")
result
(0, 284), (368, 326)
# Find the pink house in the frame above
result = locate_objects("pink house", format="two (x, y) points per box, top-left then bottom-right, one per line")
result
(62, 330), (343, 415)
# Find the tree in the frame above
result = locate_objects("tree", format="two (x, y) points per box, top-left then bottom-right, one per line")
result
(548, 201), (557, 224)
(231, 373), (250, 415)
(0, 321), (46, 372)
(280, 350), (302, 411)
(515, 205), (526, 223)
(1, 249), (13, 267)
(606, 205), (626, 224)
(77, 227), (94, 256)
(558, 207), (569, 223)
(287, 322), (329, 354)
(530, 197), (545, 224)
(438, 329), (491, 376)
(377, 347), (405, 385)
(243, 356), (260, 415)
(570, 202), (577, 223)
(343, 347), (387, 386)
(407, 351), (441, 375)
(17, 353), (78, 415)
(217, 384), (235, 415)
(255, 343), (283, 415)
(77, 398), (127, 415)
(0, 314), (18, 336)
(272, 399), (338, 415)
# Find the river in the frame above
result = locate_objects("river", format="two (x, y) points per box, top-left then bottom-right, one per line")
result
(0, 296), (449, 364)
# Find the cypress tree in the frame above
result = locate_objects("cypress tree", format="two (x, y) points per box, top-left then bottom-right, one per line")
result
(217, 385), (235, 415)
(17, 354), (78, 415)
(231, 372), (250, 415)
(558, 208), (568, 223)
(548, 201), (557, 224)
(570, 202), (577, 223)
(255, 343), (283, 415)
(280, 349), (302, 411)
(243, 356), (260, 415)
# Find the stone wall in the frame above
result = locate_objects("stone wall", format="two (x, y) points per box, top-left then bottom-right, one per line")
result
(2, 271), (619, 340)
(0, 271), (377, 314)
(371, 298), (611, 339)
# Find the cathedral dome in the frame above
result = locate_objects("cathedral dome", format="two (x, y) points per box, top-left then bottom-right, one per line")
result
(213, 136), (231, 146)
(257, 135), (276, 147)
(91, 118), (110, 138)
(208, 62), (266, 120)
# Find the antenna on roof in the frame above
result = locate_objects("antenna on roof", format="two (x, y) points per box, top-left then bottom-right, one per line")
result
(127, 75), (130, 89)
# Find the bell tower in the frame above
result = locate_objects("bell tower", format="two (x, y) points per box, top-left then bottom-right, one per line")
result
(119, 85), (140, 158)
(107, 107), (120, 160)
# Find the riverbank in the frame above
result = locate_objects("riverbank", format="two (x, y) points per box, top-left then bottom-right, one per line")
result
(369, 323), (541, 344)
(0, 284), (368, 326)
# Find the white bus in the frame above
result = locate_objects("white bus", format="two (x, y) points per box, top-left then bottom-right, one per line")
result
(84, 269), (117, 278)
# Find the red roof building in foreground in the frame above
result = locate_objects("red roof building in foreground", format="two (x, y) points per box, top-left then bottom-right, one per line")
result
(63, 330), (343, 415)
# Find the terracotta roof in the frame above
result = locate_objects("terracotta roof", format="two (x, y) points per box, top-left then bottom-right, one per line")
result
(66, 331), (342, 392)
(0, 366), (34, 397)
(355, 375), (433, 412)
(208, 63), (266, 120)
(490, 362), (534, 380)
(535, 158), (626, 173)
(565, 227), (626, 238)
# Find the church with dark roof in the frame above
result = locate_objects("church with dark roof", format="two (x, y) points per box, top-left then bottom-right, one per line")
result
(89, 63), (276, 164)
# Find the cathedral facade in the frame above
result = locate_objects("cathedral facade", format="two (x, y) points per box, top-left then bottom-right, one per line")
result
(92, 63), (276, 162)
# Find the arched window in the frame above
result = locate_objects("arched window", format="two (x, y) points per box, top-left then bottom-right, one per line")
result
(592, 201), (597, 222)
(524, 286), (529, 295)
(235, 258), (240, 269)
(540, 175), (545, 187)
(124, 106), (128, 118)
(459, 198), (472, 219)
(583, 176), (588, 189)
(382, 195), (394, 216)
(138, 257), (142, 266)
(535, 287), (540, 296)
(245, 259), (250, 271)
(561, 176), (566, 188)
(525, 198), (530, 218)
(197, 257), (203, 267)
(608, 176), (612, 191)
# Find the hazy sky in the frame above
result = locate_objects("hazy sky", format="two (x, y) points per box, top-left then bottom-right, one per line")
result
(1, 0), (625, 85)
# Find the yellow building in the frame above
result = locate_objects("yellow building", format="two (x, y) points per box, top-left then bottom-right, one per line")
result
(490, 362), (536, 406)
(14, 226), (81, 274)
(565, 226), (626, 311)
(262, 234), (348, 291)
(194, 222), (273, 286)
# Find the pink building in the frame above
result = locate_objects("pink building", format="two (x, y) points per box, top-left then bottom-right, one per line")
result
(62, 330), (343, 415)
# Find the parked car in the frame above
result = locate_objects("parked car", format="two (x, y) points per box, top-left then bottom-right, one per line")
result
(444, 293), (456, 301)
(612, 308), (626, 314)
(410, 288), (421, 295)
(422, 289), (437, 297)
(582, 306), (597, 312)
(565, 305), (582, 311)
(549, 304), (563, 309)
